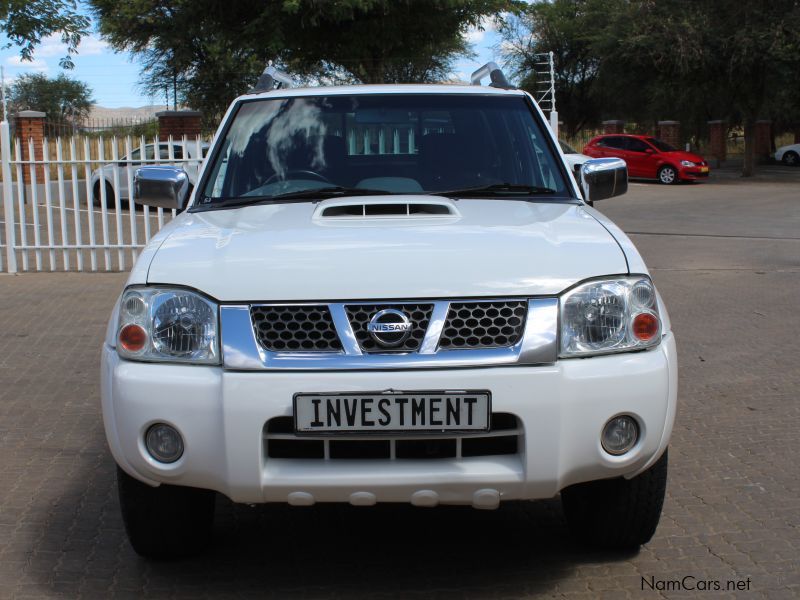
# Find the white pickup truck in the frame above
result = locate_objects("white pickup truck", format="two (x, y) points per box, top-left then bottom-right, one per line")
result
(101, 65), (677, 559)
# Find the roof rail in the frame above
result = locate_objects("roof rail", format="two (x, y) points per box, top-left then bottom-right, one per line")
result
(250, 64), (295, 93)
(470, 62), (515, 90)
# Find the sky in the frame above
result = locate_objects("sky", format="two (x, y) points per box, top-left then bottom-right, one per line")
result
(0, 10), (504, 110)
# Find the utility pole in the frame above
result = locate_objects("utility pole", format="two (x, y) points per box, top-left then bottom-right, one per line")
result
(1, 66), (7, 122)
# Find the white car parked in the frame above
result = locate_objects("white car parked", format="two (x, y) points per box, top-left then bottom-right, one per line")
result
(559, 139), (593, 180)
(90, 141), (209, 206)
(774, 142), (799, 166)
(101, 64), (677, 559)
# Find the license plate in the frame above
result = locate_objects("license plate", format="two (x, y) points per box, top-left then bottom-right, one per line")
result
(700, 166), (709, 172)
(293, 390), (491, 434)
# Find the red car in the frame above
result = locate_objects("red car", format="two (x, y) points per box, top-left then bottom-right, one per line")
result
(584, 134), (709, 184)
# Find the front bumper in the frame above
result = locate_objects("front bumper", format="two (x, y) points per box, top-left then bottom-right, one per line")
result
(679, 166), (710, 180)
(101, 333), (677, 506)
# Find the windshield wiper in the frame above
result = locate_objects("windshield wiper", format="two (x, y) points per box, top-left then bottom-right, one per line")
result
(430, 183), (557, 198)
(206, 186), (396, 209)
(268, 186), (397, 201)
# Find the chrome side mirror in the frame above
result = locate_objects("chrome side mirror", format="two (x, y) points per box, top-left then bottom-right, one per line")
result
(580, 158), (628, 204)
(133, 166), (190, 210)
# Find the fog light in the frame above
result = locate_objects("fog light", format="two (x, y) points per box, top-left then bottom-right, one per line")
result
(601, 415), (638, 455)
(145, 423), (184, 463)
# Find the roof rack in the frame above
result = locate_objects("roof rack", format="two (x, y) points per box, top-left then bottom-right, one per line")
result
(470, 62), (515, 90)
(250, 63), (295, 93)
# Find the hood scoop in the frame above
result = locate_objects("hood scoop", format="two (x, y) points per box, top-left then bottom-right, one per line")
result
(314, 196), (460, 219)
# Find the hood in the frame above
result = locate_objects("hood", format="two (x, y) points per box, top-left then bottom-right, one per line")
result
(661, 150), (706, 163)
(145, 196), (628, 301)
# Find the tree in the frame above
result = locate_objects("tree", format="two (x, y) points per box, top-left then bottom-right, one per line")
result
(89, 0), (516, 123)
(610, 0), (800, 176)
(0, 0), (89, 68)
(499, 0), (614, 137)
(10, 72), (93, 123)
(501, 0), (800, 176)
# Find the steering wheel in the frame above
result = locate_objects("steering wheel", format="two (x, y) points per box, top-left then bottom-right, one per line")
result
(265, 169), (331, 185)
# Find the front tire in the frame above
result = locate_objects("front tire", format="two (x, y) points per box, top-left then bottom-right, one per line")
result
(561, 449), (668, 551)
(657, 165), (678, 184)
(782, 151), (799, 166)
(117, 467), (215, 559)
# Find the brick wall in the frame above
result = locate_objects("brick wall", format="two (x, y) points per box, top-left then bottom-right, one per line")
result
(754, 120), (772, 158)
(156, 111), (202, 141)
(602, 120), (625, 134)
(15, 111), (46, 183)
(657, 121), (680, 148)
(708, 120), (727, 166)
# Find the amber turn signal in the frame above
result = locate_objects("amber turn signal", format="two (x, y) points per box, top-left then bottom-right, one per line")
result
(119, 323), (147, 352)
(632, 313), (659, 341)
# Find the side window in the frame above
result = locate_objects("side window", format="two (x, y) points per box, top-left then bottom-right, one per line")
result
(626, 138), (650, 153)
(144, 145), (156, 160)
(127, 149), (141, 162)
(158, 145), (183, 159)
(603, 137), (626, 150)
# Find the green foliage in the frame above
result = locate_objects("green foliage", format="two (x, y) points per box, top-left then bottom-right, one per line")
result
(89, 0), (517, 122)
(501, 0), (800, 175)
(9, 72), (94, 122)
(0, 0), (89, 68)
(499, 0), (617, 137)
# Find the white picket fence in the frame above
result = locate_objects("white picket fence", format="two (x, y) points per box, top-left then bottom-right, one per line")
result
(0, 120), (206, 273)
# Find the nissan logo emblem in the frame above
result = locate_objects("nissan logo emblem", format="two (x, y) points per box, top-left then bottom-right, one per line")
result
(367, 309), (413, 347)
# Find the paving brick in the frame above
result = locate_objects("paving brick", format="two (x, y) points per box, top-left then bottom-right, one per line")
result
(0, 175), (799, 598)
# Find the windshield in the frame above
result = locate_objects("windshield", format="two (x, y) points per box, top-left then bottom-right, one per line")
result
(199, 94), (570, 205)
(646, 137), (676, 152)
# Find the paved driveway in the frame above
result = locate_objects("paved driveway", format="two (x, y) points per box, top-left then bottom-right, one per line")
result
(0, 174), (798, 598)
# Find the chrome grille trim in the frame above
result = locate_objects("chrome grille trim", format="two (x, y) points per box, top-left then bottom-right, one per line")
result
(345, 302), (434, 353)
(221, 298), (558, 370)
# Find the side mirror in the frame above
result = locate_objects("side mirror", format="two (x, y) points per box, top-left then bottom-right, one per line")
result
(133, 166), (190, 210)
(580, 158), (628, 204)
(645, 148), (655, 154)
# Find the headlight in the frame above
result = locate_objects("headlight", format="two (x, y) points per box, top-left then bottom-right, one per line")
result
(116, 287), (219, 364)
(560, 276), (661, 357)
(680, 160), (695, 167)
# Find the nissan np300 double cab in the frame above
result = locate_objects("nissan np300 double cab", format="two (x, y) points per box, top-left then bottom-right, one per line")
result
(101, 64), (677, 559)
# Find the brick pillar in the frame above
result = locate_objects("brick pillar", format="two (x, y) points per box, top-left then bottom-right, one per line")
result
(707, 120), (727, 167)
(15, 110), (46, 183)
(602, 120), (625, 134)
(657, 121), (680, 148)
(156, 110), (202, 141)
(754, 120), (771, 158)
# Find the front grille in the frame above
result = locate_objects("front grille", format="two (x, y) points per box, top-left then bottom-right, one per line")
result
(439, 301), (527, 349)
(345, 303), (434, 352)
(264, 413), (522, 460)
(251, 305), (342, 352)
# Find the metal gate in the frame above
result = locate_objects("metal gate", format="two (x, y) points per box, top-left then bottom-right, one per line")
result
(0, 120), (206, 273)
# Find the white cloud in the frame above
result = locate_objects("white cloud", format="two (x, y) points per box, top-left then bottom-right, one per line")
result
(464, 17), (498, 45)
(465, 26), (485, 44)
(29, 33), (108, 59)
(77, 35), (109, 56)
(5, 55), (49, 72)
